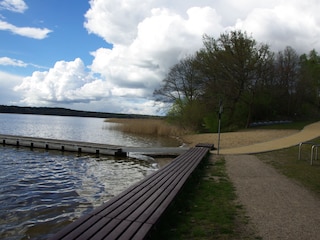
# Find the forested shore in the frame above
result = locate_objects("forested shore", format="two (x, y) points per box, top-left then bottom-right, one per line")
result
(0, 105), (152, 119)
(154, 30), (320, 132)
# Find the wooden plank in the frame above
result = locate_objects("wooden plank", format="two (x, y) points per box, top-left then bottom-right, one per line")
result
(129, 148), (209, 224)
(196, 143), (215, 150)
(61, 215), (103, 240)
(101, 220), (132, 240)
(127, 154), (199, 222)
(131, 223), (153, 240)
(145, 148), (208, 224)
(107, 149), (200, 222)
(49, 213), (93, 239)
(94, 149), (196, 218)
(114, 221), (144, 240)
(75, 217), (113, 240)
(49, 147), (209, 240)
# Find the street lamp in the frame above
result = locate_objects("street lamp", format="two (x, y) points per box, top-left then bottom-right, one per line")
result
(217, 99), (223, 155)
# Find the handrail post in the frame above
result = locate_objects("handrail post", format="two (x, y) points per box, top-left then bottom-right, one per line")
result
(311, 145), (315, 165)
(298, 142), (303, 160)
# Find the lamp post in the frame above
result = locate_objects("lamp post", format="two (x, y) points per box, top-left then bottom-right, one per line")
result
(217, 99), (223, 155)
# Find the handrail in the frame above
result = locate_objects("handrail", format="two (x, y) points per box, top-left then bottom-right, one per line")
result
(298, 141), (318, 160)
(311, 144), (320, 165)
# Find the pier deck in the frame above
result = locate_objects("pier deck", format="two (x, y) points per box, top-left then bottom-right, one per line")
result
(0, 134), (189, 157)
(49, 146), (210, 240)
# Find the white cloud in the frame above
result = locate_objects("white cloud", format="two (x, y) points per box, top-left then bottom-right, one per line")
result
(0, 0), (27, 13)
(14, 0), (320, 115)
(12, 57), (161, 114)
(0, 56), (27, 67)
(234, 1), (320, 53)
(84, 0), (150, 45)
(0, 70), (23, 104)
(0, 20), (52, 39)
(14, 58), (110, 105)
(89, 6), (223, 100)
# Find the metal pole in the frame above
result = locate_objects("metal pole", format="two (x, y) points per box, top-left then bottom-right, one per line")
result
(217, 100), (223, 155)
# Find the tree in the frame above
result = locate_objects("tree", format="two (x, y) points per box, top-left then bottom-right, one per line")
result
(197, 30), (274, 127)
(153, 55), (204, 129)
(272, 46), (300, 117)
(297, 49), (320, 116)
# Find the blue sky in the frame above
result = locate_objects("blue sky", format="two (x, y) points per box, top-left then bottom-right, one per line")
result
(1, 0), (109, 75)
(1, 0), (320, 115)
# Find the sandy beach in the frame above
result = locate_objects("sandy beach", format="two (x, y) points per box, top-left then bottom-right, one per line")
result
(181, 129), (299, 149)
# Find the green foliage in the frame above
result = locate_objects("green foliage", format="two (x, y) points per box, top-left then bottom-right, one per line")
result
(154, 30), (320, 132)
(251, 91), (275, 121)
(167, 99), (206, 131)
(203, 113), (218, 132)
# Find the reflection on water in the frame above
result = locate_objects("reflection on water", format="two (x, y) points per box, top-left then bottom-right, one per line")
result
(0, 113), (180, 147)
(0, 113), (177, 239)
(0, 146), (157, 240)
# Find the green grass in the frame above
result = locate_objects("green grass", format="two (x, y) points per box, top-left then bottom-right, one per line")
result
(149, 156), (258, 239)
(257, 137), (320, 196)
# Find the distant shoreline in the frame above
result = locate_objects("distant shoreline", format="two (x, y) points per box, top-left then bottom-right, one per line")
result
(0, 105), (156, 119)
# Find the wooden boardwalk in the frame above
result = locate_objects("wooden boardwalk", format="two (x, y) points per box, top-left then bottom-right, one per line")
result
(0, 134), (188, 157)
(49, 146), (211, 240)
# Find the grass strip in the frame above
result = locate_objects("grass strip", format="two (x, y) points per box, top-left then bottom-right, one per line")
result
(149, 155), (256, 239)
(257, 137), (320, 196)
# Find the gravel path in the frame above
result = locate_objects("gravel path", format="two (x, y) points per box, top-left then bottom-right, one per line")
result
(225, 154), (320, 240)
(186, 122), (320, 239)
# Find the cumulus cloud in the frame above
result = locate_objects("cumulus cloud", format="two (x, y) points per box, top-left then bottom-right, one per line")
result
(14, 58), (109, 105)
(84, 0), (151, 45)
(233, 1), (320, 53)
(89, 6), (223, 98)
(0, 20), (52, 39)
(15, 0), (320, 114)
(0, 0), (27, 13)
(13, 57), (162, 114)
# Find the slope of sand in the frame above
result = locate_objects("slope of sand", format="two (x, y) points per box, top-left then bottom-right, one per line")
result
(181, 129), (299, 149)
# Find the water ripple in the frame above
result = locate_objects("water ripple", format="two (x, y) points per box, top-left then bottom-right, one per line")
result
(0, 146), (154, 240)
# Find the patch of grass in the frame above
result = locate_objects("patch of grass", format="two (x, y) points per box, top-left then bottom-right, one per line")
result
(149, 155), (258, 239)
(257, 137), (320, 196)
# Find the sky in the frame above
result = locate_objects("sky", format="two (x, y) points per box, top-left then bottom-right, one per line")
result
(1, 0), (320, 115)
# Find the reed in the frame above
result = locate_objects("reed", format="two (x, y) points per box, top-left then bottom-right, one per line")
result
(106, 118), (186, 137)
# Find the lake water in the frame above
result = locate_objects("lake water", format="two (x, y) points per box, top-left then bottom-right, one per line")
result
(0, 113), (179, 239)
(0, 113), (180, 147)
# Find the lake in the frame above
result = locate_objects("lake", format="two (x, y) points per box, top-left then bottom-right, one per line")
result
(0, 113), (178, 239)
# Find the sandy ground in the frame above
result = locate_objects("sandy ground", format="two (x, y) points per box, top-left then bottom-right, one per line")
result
(181, 129), (299, 149)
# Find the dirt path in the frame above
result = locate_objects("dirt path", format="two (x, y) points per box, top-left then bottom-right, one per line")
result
(225, 154), (320, 240)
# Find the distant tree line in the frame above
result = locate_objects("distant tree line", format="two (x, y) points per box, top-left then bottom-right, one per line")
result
(0, 105), (153, 119)
(154, 30), (320, 131)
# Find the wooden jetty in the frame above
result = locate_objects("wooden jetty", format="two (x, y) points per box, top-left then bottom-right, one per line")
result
(0, 134), (189, 157)
(49, 145), (212, 240)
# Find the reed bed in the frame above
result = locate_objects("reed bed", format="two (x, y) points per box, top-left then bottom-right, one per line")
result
(106, 118), (186, 137)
